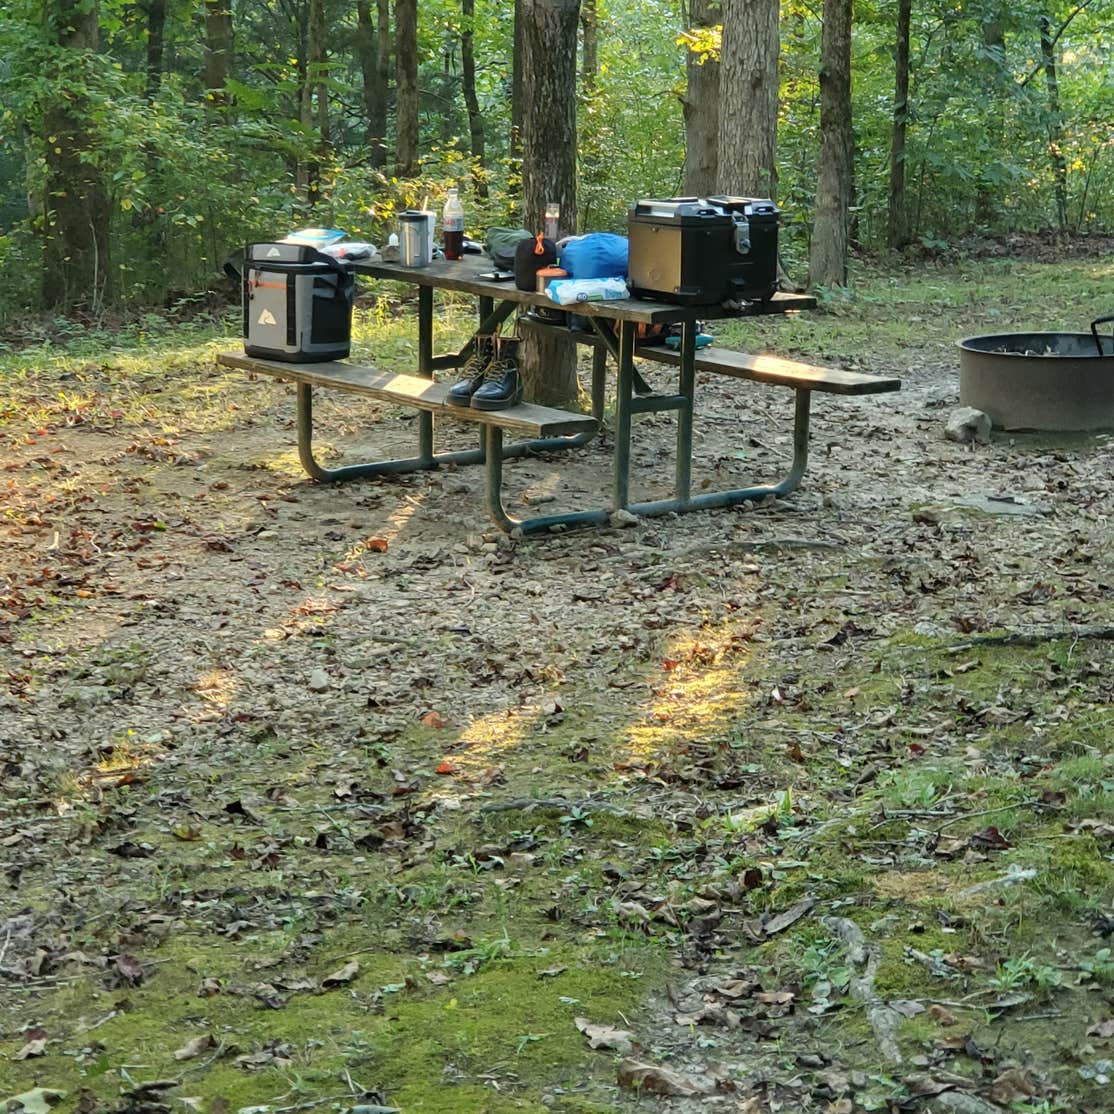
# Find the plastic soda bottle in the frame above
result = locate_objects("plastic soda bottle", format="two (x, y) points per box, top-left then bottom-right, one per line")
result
(442, 188), (464, 260)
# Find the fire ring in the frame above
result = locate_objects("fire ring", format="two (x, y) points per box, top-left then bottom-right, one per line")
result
(957, 327), (1114, 432)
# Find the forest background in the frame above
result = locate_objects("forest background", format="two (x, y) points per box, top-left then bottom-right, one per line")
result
(0, 0), (1112, 329)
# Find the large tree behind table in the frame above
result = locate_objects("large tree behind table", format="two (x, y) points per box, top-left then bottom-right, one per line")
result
(519, 0), (581, 407)
(41, 0), (111, 313)
(681, 0), (721, 197)
(716, 0), (779, 198)
(809, 0), (853, 288)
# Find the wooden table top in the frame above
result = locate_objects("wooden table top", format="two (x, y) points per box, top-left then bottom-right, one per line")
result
(351, 253), (815, 326)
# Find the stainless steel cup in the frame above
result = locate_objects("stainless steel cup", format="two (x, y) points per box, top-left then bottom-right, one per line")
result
(399, 212), (431, 267)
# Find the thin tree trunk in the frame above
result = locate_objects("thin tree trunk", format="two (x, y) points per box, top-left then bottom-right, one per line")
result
(511, 0), (525, 155)
(145, 0), (166, 102)
(886, 0), (911, 249)
(395, 0), (419, 176)
(520, 0), (580, 407)
(809, 0), (854, 288)
(716, 0), (779, 199)
(975, 18), (1004, 227)
(1039, 14), (1068, 230)
(581, 0), (598, 93)
(461, 0), (488, 196)
(204, 0), (233, 110)
(42, 0), (110, 312)
(356, 0), (390, 165)
(682, 0), (719, 196)
(377, 0), (391, 159)
(299, 0), (327, 205)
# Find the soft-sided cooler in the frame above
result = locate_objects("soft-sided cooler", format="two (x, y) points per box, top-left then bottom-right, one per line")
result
(627, 197), (779, 305)
(242, 242), (354, 362)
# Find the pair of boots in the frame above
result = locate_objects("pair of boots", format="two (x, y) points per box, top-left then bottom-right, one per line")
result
(447, 335), (521, 411)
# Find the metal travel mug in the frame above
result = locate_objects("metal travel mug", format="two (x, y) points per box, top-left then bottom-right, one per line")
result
(399, 211), (430, 267)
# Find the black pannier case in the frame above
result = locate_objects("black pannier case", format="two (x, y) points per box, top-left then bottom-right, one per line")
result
(242, 242), (354, 362)
(627, 197), (779, 306)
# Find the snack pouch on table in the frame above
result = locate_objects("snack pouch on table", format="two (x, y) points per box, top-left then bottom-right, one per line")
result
(546, 277), (630, 305)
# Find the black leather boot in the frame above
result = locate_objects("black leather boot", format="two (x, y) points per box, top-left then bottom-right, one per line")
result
(471, 337), (522, 410)
(447, 334), (496, 406)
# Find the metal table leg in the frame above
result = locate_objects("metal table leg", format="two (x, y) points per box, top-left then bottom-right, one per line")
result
(627, 388), (813, 517)
(591, 345), (607, 422)
(483, 426), (609, 534)
(417, 285), (434, 464)
(295, 382), (486, 480)
(612, 321), (636, 509)
(675, 319), (696, 502)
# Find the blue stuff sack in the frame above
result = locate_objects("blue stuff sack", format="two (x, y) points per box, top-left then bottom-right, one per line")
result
(559, 233), (629, 280)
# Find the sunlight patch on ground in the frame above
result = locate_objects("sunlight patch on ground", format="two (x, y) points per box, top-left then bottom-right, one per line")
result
(190, 667), (238, 713)
(437, 706), (537, 774)
(623, 628), (755, 761)
(59, 731), (168, 812)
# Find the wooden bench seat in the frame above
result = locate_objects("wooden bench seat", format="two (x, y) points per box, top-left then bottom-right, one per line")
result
(519, 312), (901, 398)
(216, 352), (597, 439)
(217, 351), (599, 535)
(635, 345), (902, 396)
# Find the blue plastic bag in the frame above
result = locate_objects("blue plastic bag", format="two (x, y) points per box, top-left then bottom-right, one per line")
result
(558, 233), (629, 280)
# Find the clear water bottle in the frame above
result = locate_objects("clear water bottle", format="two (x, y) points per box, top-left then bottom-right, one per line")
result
(442, 188), (464, 261)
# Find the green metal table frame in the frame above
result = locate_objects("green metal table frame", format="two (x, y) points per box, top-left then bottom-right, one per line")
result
(332, 256), (815, 533)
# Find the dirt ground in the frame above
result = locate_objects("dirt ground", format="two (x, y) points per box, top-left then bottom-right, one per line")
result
(2, 264), (1113, 1113)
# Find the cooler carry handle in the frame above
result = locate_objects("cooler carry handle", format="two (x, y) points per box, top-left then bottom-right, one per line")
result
(227, 246), (353, 302)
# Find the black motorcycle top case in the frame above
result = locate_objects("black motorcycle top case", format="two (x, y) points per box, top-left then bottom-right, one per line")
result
(627, 197), (779, 305)
(242, 242), (354, 362)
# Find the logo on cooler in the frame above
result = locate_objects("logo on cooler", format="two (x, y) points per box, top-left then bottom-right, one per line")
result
(257, 309), (277, 326)
(266, 246), (281, 257)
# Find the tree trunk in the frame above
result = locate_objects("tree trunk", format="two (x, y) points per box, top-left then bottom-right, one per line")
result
(716, 0), (779, 199)
(356, 0), (390, 165)
(299, 0), (328, 205)
(42, 0), (111, 312)
(204, 0), (233, 110)
(1039, 14), (1068, 230)
(682, 0), (720, 196)
(395, 0), (419, 176)
(974, 18), (1004, 227)
(886, 0), (911, 249)
(809, 0), (853, 289)
(520, 0), (580, 407)
(511, 0), (525, 155)
(581, 0), (598, 93)
(461, 0), (488, 196)
(145, 0), (166, 102)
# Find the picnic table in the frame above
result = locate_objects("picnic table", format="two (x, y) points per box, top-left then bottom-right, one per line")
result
(218, 254), (899, 533)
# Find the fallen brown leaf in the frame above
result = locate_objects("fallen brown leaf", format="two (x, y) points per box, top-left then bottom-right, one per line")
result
(575, 1017), (634, 1054)
(617, 1058), (715, 1096)
(173, 1034), (215, 1061)
(759, 898), (816, 937)
(321, 959), (360, 987)
(754, 990), (795, 1005)
(114, 953), (144, 986)
(988, 1067), (1038, 1105)
(14, 1038), (47, 1059)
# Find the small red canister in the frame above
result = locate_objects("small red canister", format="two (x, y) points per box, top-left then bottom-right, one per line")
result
(536, 266), (567, 294)
(533, 266), (569, 325)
